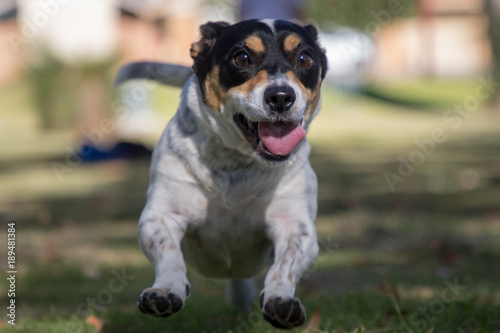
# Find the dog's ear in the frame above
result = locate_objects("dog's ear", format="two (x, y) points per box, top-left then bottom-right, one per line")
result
(190, 21), (230, 62)
(303, 24), (318, 41)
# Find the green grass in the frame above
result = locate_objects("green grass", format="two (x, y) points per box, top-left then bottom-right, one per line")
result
(363, 78), (484, 111)
(1, 76), (500, 332)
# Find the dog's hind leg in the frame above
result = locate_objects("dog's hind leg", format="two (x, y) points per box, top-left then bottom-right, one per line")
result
(225, 278), (257, 312)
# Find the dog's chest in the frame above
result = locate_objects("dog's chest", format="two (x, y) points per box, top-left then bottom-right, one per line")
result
(180, 173), (277, 279)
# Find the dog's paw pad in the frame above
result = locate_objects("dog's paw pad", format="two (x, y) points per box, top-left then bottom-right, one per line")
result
(137, 288), (184, 318)
(261, 296), (306, 329)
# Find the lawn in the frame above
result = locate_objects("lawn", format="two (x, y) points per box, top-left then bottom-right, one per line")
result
(0, 76), (499, 332)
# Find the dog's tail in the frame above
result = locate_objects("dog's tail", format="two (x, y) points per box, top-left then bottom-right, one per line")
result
(115, 61), (193, 88)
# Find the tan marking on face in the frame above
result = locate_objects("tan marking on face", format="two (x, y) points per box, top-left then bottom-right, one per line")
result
(286, 70), (322, 122)
(245, 35), (265, 53)
(190, 41), (202, 59)
(228, 70), (269, 97)
(204, 66), (228, 112)
(284, 34), (302, 53)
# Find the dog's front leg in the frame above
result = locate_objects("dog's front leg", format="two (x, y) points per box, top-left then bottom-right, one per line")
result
(260, 213), (319, 329)
(137, 204), (190, 318)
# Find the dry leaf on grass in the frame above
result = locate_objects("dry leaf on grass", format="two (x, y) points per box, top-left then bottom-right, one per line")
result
(86, 315), (104, 331)
(303, 308), (322, 331)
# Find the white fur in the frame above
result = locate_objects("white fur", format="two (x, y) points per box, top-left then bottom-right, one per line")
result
(260, 19), (277, 34)
(138, 73), (319, 310)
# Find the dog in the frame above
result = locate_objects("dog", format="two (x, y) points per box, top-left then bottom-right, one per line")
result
(116, 19), (327, 329)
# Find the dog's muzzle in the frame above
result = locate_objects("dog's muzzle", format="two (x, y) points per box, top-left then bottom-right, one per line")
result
(233, 114), (305, 162)
(233, 84), (306, 162)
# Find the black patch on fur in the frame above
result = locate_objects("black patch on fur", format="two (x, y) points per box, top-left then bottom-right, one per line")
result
(299, 222), (309, 237)
(191, 21), (231, 90)
(214, 20), (276, 88)
(177, 106), (198, 136)
(274, 20), (327, 88)
(190, 19), (328, 103)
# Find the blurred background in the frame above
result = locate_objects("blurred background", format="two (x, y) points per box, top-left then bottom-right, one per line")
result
(0, 0), (499, 332)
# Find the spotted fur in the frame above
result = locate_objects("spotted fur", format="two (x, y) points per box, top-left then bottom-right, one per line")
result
(131, 19), (328, 329)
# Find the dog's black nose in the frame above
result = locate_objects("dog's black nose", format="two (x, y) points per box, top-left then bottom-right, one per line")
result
(264, 86), (296, 112)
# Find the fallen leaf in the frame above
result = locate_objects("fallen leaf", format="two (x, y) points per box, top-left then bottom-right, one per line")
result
(86, 315), (104, 331)
(303, 308), (321, 331)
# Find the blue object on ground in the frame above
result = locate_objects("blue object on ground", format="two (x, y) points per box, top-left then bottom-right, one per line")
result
(81, 141), (152, 163)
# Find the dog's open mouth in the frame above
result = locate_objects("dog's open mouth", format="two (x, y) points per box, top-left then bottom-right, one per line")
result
(233, 114), (306, 161)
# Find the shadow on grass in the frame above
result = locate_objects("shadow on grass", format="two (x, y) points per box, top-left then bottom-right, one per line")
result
(7, 256), (500, 332)
(2, 157), (151, 228)
(2, 130), (500, 332)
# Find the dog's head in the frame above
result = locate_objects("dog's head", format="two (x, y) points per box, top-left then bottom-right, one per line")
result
(191, 19), (327, 165)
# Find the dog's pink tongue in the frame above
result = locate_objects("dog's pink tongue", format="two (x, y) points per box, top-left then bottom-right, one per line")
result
(258, 121), (306, 156)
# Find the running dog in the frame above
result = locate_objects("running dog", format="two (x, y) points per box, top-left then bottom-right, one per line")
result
(117, 19), (327, 329)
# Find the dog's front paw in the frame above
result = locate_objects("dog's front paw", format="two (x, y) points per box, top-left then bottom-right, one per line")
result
(137, 288), (185, 318)
(260, 294), (307, 329)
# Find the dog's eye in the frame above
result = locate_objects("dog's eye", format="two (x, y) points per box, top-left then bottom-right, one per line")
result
(297, 51), (313, 68)
(233, 51), (250, 68)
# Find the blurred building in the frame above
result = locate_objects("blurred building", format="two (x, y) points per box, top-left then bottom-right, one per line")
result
(0, 0), (494, 86)
(370, 0), (491, 78)
(119, 0), (202, 67)
(0, 0), (223, 86)
(0, 0), (21, 84)
(19, 0), (119, 65)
